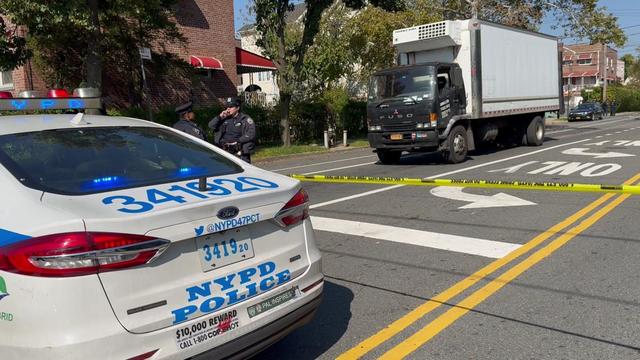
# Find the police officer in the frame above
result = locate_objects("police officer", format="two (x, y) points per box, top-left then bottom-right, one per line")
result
(209, 97), (256, 163)
(173, 102), (206, 140)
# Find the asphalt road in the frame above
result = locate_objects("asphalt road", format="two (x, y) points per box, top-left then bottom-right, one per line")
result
(254, 113), (640, 360)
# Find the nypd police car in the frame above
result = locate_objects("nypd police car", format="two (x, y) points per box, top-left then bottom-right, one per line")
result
(0, 93), (323, 359)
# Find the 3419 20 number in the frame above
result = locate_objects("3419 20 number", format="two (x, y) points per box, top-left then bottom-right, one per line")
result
(102, 176), (279, 214)
(203, 238), (250, 261)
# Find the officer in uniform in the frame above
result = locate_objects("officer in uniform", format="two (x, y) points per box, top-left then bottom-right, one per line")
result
(173, 102), (206, 140)
(208, 97), (256, 163)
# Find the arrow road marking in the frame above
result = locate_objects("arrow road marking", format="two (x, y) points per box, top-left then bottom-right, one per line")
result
(430, 186), (536, 209)
(311, 216), (521, 259)
(562, 147), (635, 158)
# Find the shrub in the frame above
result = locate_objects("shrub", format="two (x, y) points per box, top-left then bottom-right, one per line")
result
(340, 99), (367, 137)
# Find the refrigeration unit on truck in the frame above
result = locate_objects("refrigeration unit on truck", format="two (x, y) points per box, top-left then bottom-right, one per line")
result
(367, 19), (563, 164)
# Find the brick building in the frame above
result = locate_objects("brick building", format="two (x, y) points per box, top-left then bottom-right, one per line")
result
(562, 43), (618, 98)
(2, 0), (274, 109)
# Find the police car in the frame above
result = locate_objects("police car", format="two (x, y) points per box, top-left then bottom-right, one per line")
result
(0, 90), (323, 359)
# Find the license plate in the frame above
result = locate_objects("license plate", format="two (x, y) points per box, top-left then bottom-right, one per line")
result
(247, 287), (298, 318)
(196, 227), (254, 272)
(390, 133), (403, 140)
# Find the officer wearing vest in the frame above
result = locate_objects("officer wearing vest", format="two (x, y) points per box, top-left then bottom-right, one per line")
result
(208, 97), (256, 163)
(173, 102), (206, 140)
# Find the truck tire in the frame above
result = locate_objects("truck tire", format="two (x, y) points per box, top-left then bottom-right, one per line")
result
(526, 115), (544, 146)
(377, 150), (401, 164)
(442, 125), (468, 164)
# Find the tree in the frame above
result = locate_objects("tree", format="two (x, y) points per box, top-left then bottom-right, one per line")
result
(453, 0), (626, 46)
(0, 0), (183, 95)
(0, 18), (31, 72)
(347, 0), (441, 85)
(254, 0), (404, 146)
(620, 53), (640, 82)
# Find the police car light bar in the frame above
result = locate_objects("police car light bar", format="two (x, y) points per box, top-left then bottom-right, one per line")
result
(0, 87), (102, 111)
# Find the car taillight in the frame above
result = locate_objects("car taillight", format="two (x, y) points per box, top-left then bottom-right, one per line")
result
(0, 232), (170, 277)
(273, 189), (310, 227)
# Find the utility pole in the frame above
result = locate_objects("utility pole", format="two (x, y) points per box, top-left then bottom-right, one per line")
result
(601, 42), (608, 102)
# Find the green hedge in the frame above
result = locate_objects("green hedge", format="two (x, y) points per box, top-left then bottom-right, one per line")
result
(106, 98), (368, 146)
(581, 84), (640, 112)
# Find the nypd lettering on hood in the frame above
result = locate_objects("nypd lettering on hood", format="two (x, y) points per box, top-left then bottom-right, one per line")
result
(171, 261), (291, 324)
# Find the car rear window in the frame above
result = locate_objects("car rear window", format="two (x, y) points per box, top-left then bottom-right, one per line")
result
(0, 126), (243, 195)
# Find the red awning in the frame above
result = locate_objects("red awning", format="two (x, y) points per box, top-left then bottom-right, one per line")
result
(190, 55), (223, 70)
(236, 48), (277, 74)
(577, 53), (592, 60)
(580, 70), (598, 77)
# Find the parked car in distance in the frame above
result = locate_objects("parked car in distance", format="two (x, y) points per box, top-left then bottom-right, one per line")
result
(568, 103), (605, 121)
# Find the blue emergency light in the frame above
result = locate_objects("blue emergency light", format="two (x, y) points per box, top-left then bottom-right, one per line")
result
(83, 175), (127, 191)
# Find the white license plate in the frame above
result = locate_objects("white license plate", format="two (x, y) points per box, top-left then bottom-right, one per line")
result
(196, 228), (254, 272)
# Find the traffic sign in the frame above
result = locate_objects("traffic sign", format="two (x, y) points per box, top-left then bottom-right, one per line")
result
(139, 47), (152, 60)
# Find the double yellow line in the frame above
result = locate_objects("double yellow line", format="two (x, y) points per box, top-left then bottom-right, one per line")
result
(337, 172), (640, 360)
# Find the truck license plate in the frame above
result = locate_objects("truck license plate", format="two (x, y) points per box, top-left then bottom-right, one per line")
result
(390, 133), (403, 140)
(196, 227), (254, 272)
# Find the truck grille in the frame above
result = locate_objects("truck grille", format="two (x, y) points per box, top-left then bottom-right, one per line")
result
(383, 123), (415, 132)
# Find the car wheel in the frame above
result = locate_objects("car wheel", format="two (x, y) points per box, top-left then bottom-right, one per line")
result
(442, 125), (468, 164)
(376, 149), (401, 164)
(526, 115), (545, 146)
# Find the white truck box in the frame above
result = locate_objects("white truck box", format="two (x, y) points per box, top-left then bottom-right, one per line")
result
(393, 19), (561, 118)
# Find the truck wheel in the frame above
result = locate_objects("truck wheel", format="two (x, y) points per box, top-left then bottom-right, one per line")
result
(442, 125), (468, 164)
(526, 115), (544, 146)
(377, 150), (401, 164)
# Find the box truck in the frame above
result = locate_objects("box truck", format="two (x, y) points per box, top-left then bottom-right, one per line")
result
(367, 19), (563, 164)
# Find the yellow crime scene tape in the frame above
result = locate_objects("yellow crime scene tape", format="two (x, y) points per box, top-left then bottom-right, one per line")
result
(289, 174), (640, 195)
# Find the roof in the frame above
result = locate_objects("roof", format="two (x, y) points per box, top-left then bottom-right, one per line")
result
(0, 114), (159, 136)
(237, 3), (306, 34)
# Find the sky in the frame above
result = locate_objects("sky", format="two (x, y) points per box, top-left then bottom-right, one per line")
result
(234, 0), (640, 56)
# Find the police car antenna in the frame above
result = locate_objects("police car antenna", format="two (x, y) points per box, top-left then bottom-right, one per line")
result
(198, 176), (208, 191)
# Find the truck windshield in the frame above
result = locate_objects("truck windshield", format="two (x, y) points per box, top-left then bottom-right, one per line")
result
(369, 67), (436, 103)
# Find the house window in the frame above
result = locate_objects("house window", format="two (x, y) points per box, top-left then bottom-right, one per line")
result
(0, 71), (13, 89)
(562, 60), (573, 65)
(577, 59), (592, 65)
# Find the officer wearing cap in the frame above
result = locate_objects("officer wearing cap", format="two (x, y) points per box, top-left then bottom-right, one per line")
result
(173, 102), (206, 140)
(208, 97), (256, 163)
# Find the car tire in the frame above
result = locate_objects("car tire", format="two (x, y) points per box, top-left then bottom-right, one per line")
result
(442, 125), (468, 164)
(377, 150), (401, 164)
(526, 115), (545, 146)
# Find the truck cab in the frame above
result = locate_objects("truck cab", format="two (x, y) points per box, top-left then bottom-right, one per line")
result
(367, 63), (467, 164)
